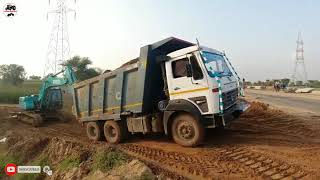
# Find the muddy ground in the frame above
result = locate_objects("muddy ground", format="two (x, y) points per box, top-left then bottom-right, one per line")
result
(0, 101), (319, 180)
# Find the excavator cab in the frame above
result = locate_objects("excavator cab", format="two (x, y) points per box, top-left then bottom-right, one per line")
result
(43, 87), (63, 111)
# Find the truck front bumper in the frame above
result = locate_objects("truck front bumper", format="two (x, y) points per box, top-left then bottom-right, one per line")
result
(203, 99), (250, 128)
(221, 99), (250, 125)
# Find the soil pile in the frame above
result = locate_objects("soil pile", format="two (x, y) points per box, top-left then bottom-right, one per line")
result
(1, 132), (154, 180)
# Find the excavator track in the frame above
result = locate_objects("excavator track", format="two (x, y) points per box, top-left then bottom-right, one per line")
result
(10, 111), (43, 127)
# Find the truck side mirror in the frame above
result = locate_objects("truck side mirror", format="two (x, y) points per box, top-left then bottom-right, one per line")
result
(186, 64), (192, 77)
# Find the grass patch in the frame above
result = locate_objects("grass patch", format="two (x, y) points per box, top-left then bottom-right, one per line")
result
(0, 80), (41, 104)
(0, 153), (22, 179)
(14, 154), (50, 180)
(92, 150), (128, 172)
(58, 154), (81, 171)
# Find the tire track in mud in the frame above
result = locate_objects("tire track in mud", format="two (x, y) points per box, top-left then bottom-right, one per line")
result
(119, 144), (216, 180)
(119, 144), (309, 180)
(218, 147), (307, 180)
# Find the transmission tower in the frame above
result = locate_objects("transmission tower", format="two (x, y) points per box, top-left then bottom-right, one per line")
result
(44, 0), (76, 76)
(291, 31), (308, 85)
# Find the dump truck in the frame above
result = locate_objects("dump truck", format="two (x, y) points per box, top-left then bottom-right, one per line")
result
(72, 37), (249, 147)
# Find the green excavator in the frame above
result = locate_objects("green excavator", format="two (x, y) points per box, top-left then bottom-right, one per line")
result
(11, 65), (77, 126)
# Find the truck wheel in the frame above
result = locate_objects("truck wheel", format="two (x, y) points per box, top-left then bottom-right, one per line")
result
(171, 113), (204, 147)
(104, 121), (124, 144)
(86, 122), (103, 141)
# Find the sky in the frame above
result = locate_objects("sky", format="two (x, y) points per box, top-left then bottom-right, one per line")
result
(0, 0), (319, 82)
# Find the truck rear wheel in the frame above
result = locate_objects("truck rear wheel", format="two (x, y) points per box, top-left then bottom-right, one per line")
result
(104, 121), (125, 144)
(171, 113), (204, 147)
(86, 122), (103, 141)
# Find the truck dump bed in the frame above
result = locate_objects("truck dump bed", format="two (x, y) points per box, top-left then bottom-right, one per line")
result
(73, 37), (194, 121)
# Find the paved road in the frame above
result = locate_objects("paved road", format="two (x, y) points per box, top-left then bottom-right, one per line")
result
(246, 89), (320, 114)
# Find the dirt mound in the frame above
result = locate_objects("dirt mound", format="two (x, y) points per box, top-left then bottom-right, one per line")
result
(6, 131), (50, 163)
(242, 101), (285, 118)
(83, 159), (155, 180)
(237, 101), (320, 140)
(2, 132), (155, 180)
(46, 137), (91, 166)
(111, 159), (154, 179)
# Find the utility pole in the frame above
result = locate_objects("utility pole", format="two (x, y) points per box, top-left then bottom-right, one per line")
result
(44, 0), (76, 76)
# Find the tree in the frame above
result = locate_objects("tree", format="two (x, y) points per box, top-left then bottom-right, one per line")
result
(265, 79), (274, 86)
(63, 56), (101, 81)
(29, 75), (41, 80)
(308, 80), (320, 88)
(280, 78), (290, 86)
(0, 64), (26, 85)
(244, 81), (252, 86)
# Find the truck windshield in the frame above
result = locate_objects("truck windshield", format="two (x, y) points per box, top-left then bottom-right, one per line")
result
(200, 51), (232, 77)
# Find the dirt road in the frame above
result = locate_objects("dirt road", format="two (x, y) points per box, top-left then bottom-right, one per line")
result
(1, 102), (320, 179)
(245, 89), (320, 115)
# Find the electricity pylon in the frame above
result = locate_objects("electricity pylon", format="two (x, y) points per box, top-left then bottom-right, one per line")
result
(291, 31), (308, 85)
(44, 0), (76, 76)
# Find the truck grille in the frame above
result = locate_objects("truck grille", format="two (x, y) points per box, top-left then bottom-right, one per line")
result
(222, 88), (238, 110)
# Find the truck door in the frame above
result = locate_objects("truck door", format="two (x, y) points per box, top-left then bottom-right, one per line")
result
(166, 54), (210, 113)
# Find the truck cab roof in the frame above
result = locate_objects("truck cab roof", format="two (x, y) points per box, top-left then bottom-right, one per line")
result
(167, 45), (223, 59)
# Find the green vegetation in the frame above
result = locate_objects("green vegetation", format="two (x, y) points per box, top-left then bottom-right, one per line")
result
(308, 80), (320, 88)
(0, 80), (41, 103)
(0, 141), (50, 179)
(0, 64), (26, 85)
(58, 154), (81, 170)
(0, 153), (23, 179)
(63, 55), (102, 81)
(15, 154), (49, 180)
(29, 75), (41, 80)
(92, 150), (128, 172)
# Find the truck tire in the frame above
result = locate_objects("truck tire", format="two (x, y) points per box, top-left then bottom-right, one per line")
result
(103, 121), (125, 144)
(171, 113), (204, 147)
(86, 122), (103, 141)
